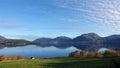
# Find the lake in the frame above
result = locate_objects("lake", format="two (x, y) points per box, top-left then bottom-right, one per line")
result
(0, 45), (79, 58)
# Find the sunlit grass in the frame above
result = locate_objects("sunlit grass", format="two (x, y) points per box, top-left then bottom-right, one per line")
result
(0, 57), (119, 68)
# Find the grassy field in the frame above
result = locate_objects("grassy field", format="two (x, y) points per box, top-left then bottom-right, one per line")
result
(0, 57), (120, 68)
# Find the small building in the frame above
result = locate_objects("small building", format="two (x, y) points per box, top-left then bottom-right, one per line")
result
(30, 57), (35, 59)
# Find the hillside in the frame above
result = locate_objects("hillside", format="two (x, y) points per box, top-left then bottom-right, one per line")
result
(0, 35), (40, 46)
(0, 33), (120, 51)
(34, 33), (120, 51)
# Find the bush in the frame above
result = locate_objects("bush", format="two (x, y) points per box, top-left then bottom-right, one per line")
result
(69, 51), (78, 58)
(94, 53), (103, 58)
(103, 50), (118, 58)
(69, 51), (87, 58)
(86, 52), (95, 58)
(79, 51), (87, 58)
(0, 55), (8, 61)
(17, 56), (24, 60)
(10, 54), (17, 60)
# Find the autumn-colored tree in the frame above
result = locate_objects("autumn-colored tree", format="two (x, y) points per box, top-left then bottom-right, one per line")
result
(69, 51), (78, 58)
(103, 50), (118, 58)
(17, 56), (24, 60)
(80, 51), (87, 58)
(0, 55), (8, 61)
(94, 52), (103, 58)
(118, 52), (120, 56)
(10, 54), (17, 60)
(69, 51), (81, 58)
(69, 51), (87, 58)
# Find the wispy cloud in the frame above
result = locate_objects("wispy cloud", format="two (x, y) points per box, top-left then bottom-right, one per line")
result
(56, 27), (82, 31)
(60, 18), (82, 23)
(55, 0), (120, 33)
(25, 6), (49, 14)
(0, 19), (28, 29)
(0, 25), (26, 29)
(0, 19), (15, 23)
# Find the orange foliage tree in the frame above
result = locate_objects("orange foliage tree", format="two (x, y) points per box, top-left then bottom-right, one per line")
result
(17, 56), (24, 60)
(10, 54), (17, 60)
(103, 50), (118, 58)
(94, 52), (103, 58)
(0, 55), (8, 61)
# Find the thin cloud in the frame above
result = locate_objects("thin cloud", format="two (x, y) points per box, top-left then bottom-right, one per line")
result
(60, 18), (82, 23)
(0, 19), (15, 23)
(0, 25), (26, 29)
(25, 6), (49, 14)
(55, 0), (120, 33)
(56, 26), (82, 31)
(0, 19), (28, 29)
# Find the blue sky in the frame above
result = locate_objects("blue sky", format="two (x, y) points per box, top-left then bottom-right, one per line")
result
(0, 0), (120, 40)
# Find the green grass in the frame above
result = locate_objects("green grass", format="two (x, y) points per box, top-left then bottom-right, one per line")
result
(0, 57), (120, 68)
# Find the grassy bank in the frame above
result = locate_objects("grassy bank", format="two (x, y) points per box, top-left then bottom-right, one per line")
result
(0, 57), (120, 68)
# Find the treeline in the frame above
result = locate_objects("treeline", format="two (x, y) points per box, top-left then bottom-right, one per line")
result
(0, 55), (24, 61)
(69, 50), (120, 58)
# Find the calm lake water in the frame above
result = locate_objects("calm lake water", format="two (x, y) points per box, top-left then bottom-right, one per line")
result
(0, 45), (78, 58)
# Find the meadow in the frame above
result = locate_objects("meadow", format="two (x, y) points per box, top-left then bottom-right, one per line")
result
(0, 57), (120, 68)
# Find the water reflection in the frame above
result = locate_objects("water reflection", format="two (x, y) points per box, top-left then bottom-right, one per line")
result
(0, 45), (78, 58)
(0, 44), (119, 58)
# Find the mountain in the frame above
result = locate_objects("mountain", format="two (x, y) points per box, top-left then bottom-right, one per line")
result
(72, 33), (101, 45)
(34, 33), (120, 51)
(34, 38), (52, 42)
(73, 33), (101, 41)
(100, 35), (120, 48)
(34, 33), (103, 45)
(1, 33), (120, 51)
(54, 36), (71, 42)
(0, 36), (40, 46)
(34, 36), (71, 44)
(2, 39), (31, 46)
(102, 35), (120, 42)
(0, 35), (7, 42)
(104, 35), (120, 39)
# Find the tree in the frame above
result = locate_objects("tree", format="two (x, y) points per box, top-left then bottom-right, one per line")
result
(69, 51), (81, 58)
(69, 50), (87, 58)
(0, 55), (8, 61)
(94, 52), (103, 58)
(103, 50), (118, 58)
(80, 51), (87, 58)
(10, 54), (17, 60)
(17, 56), (24, 60)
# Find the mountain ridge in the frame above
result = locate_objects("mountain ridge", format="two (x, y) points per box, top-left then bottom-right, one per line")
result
(34, 33), (120, 51)
(0, 33), (120, 51)
(0, 35), (41, 46)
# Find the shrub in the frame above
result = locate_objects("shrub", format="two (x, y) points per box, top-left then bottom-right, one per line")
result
(80, 51), (87, 58)
(69, 51), (87, 58)
(10, 54), (17, 60)
(94, 52), (103, 58)
(103, 50), (118, 58)
(86, 52), (96, 58)
(0, 55), (8, 61)
(17, 56), (24, 60)
(69, 51), (78, 57)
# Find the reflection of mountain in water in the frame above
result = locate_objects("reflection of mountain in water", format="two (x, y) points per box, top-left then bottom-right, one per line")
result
(0, 33), (120, 51)
(34, 33), (120, 51)
(36, 44), (120, 52)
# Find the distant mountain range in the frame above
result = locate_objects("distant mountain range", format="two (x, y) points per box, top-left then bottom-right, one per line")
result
(0, 33), (120, 51)
(34, 33), (120, 51)
(0, 36), (40, 47)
